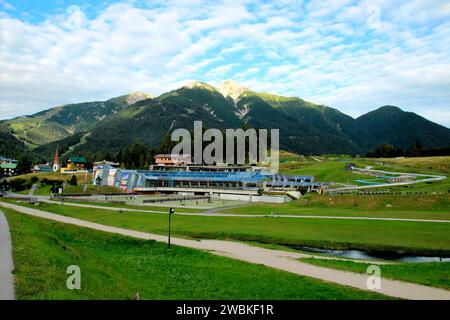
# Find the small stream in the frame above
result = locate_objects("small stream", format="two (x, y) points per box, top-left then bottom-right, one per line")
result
(296, 246), (450, 263)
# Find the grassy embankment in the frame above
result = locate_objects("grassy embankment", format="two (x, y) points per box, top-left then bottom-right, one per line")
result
(280, 157), (373, 185)
(60, 193), (450, 220)
(60, 200), (205, 213)
(9, 172), (93, 184)
(222, 194), (450, 220)
(248, 155), (449, 219)
(3, 200), (450, 257)
(300, 258), (450, 291)
(3, 208), (388, 300)
(7, 172), (123, 196)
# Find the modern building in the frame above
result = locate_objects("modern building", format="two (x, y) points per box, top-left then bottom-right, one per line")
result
(96, 166), (324, 196)
(93, 160), (120, 170)
(91, 153), (325, 197)
(134, 170), (264, 195)
(93, 161), (120, 186)
(149, 164), (258, 173)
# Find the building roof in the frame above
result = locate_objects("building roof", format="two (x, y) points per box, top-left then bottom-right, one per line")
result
(34, 164), (52, 172)
(68, 156), (87, 163)
(154, 154), (191, 159)
(93, 160), (120, 166)
(143, 171), (265, 183)
(0, 156), (18, 163)
(0, 163), (17, 169)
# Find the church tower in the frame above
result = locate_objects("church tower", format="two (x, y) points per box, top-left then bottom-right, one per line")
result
(53, 145), (60, 172)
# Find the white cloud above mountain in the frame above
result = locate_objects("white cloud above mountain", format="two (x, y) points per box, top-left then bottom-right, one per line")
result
(0, 0), (449, 127)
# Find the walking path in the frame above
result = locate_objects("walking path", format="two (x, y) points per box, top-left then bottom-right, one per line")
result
(0, 209), (15, 300)
(1, 201), (450, 300)
(45, 200), (450, 224)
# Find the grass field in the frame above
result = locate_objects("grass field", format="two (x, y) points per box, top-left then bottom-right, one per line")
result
(9, 172), (94, 184)
(300, 258), (450, 290)
(5, 200), (450, 256)
(371, 157), (450, 175)
(223, 194), (450, 220)
(279, 155), (450, 191)
(3, 207), (388, 300)
(68, 196), (450, 220)
(281, 160), (373, 184)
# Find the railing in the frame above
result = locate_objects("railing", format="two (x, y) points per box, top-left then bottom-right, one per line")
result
(143, 195), (211, 204)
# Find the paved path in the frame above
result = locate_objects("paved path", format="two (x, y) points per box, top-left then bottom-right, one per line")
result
(1, 201), (450, 300)
(45, 200), (450, 224)
(0, 209), (15, 300)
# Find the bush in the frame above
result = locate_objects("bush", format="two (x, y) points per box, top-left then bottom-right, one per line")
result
(8, 178), (28, 192)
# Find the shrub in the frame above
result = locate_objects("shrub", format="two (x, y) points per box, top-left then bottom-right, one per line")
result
(8, 178), (28, 192)
(68, 175), (78, 186)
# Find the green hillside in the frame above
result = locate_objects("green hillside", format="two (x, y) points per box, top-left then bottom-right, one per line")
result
(0, 92), (151, 148)
(355, 106), (450, 150)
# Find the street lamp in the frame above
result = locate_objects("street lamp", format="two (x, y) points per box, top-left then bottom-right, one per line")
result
(168, 207), (175, 249)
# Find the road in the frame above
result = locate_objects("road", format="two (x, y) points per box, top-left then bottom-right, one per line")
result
(0, 209), (15, 300)
(1, 201), (450, 300)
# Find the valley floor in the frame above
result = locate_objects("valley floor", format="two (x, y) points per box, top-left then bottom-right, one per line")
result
(1, 201), (450, 299)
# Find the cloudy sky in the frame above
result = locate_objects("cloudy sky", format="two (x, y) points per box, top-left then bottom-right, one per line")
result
(1, 0), (449, 127)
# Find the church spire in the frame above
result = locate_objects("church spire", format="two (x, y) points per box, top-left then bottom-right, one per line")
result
(53, 145), (60, 172)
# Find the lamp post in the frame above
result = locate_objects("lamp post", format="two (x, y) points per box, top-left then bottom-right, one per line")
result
(168, 207), (175, 249)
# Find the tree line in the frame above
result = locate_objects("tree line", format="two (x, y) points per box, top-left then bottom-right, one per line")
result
(366, 140), (450, 158)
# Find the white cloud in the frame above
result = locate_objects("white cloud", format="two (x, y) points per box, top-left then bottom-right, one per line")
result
(0, 0), (449, 128)
(0, 0), (13, 11)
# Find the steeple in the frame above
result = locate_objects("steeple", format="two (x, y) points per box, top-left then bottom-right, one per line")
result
(53, 145), (60, 172)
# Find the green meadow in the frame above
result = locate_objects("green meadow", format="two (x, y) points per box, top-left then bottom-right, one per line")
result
(4, 201), (450, 256)
(300, 258), (450, 291)
(223, 194), (450, 220)
(3, 208), (388, 300)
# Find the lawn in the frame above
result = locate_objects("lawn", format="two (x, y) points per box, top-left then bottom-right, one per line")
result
(3, 208), (388, 300)
(222, 194), (450, 220)
(4, 201), (450, 256)
(300, 258), (450, 291)
(280, 160), (373, 184)
(9, 172), (93, 185)
(372, 156), (450, 175)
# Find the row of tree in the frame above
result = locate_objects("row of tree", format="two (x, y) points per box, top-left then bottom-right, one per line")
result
(366, 141), (450, 158)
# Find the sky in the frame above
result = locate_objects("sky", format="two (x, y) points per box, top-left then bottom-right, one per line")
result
(0, 0), (449, 127)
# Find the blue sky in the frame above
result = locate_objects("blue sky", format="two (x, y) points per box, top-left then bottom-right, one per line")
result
(1, 0), (450, 127)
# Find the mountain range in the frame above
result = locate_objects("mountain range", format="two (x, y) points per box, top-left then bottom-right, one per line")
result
(1, 80), (449, 161)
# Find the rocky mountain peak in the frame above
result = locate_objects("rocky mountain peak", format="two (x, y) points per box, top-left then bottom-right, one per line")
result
(219, 80), (247, 103)
(125, 92), (154, 105)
